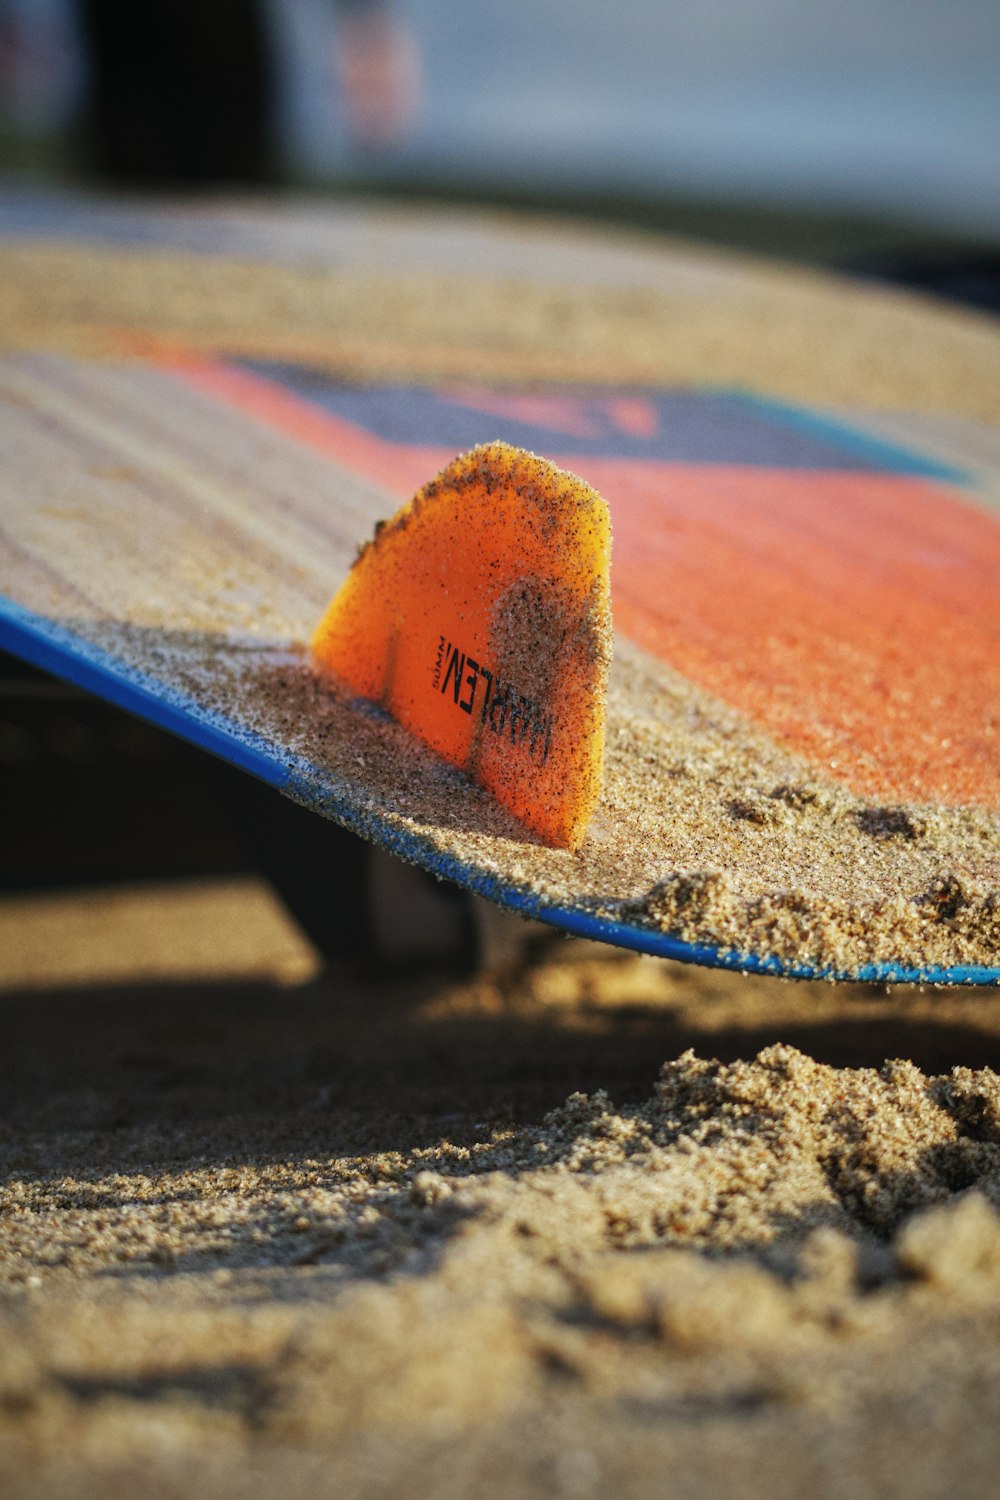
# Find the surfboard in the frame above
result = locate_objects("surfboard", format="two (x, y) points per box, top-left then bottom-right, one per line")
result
(1, 191), (998, 984)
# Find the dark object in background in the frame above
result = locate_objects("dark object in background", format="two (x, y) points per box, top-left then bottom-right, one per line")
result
(0, 651), (479, 973)
(847, 249), (1000, 317)
(78, 0), (278, 187)
(0, 650), (374, 958)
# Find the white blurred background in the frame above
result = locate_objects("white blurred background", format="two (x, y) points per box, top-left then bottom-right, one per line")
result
(280, 0), (1000, 237)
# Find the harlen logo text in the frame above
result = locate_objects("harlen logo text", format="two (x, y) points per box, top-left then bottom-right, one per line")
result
(433, 636), (553, 765)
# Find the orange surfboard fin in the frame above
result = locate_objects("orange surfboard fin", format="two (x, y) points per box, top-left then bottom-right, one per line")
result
(312, 442), (612, 850)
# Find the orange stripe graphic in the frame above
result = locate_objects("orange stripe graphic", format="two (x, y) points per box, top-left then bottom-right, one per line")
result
(170, 357), (1000, 809)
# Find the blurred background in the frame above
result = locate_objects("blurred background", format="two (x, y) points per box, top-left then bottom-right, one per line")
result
(0, 0), (998, 287)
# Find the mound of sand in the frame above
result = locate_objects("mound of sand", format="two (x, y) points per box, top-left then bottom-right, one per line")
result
(3, 939), (1000, 1499)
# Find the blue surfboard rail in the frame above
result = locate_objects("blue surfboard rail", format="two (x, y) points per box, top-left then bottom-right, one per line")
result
(0, 600), (289, 790)
(2, 596), (996, 988)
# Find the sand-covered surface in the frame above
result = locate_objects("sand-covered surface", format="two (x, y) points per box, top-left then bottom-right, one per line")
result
(4, 891), (1000, 1500)
(3, 230), (998, 978)
(3, 221), (1000, 422)
(80, 627), (999, 977)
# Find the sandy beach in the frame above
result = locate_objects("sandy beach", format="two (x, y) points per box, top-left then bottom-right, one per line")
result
(3, 875), (1000, 1499)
